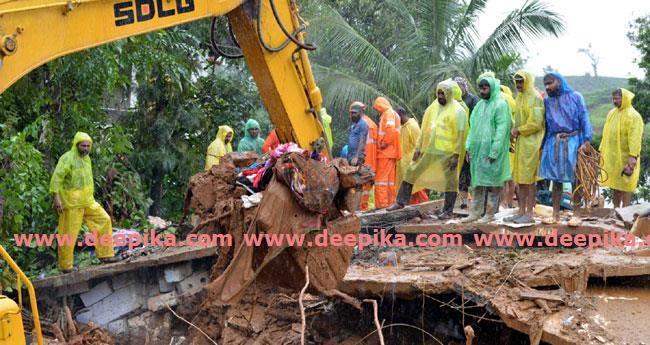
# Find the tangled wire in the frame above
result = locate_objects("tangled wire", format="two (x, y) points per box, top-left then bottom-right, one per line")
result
(574, 144), (608, 207)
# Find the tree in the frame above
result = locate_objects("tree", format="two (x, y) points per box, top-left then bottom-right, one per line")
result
(304, 0), (565, 119)
(628, 15), (650, 201)
(578, 43), (600, 77)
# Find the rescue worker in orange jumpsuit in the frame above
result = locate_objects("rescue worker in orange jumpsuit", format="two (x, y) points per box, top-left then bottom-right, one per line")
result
(373, 97), (402, 209)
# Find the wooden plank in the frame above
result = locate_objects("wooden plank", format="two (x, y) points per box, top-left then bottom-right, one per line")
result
(519, 290), (565, 303)
(359, 200), (443, 227)
(33, 246), (216, 289)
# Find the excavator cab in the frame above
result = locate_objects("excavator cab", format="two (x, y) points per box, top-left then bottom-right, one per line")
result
(0, 245), (43, 345)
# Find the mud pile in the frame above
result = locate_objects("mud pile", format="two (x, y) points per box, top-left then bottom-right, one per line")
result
(183, 151), (373, 343)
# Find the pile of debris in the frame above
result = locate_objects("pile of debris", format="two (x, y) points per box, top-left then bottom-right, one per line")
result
(181, 147), (374, 343)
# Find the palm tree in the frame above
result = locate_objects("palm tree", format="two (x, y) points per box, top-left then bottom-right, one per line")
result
(304, 0), (565, 117)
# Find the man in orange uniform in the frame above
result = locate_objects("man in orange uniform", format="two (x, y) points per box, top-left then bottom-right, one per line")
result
(263, 129), (280, 153)
(352, 102), (378, 210)
(373, 97), (402, 209)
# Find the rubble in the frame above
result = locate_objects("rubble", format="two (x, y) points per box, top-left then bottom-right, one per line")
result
(31, 153), (650, 345)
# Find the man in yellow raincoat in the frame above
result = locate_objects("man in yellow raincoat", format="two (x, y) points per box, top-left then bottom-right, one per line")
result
(388, 80), (468, 219)
(507, 70), (545, 224)
(205, 125), (234, 170)
(396, 106), (428, 205)
(50, 132), (116, 273)
(600, 88), (644, 207)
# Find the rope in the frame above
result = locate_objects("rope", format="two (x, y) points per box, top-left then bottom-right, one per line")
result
(574, 144), (608, 207)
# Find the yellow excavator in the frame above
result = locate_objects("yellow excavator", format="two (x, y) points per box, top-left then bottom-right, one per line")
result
(0, 0), (328, 343)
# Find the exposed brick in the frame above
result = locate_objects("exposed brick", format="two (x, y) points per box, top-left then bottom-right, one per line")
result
(163, 262), (192, 283)
(176, 270), (209, 295)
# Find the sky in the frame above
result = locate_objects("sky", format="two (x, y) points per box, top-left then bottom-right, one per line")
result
(477, 0), (650, 78)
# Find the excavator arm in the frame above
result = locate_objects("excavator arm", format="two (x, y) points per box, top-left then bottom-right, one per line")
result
(0, 1), (326, 344)
(0, 0), (326, 152)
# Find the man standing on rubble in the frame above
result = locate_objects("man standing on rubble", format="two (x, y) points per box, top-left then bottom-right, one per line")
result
(396, 106), (428, 205)
(347, 102), (369, 167)
(361, 102), (378, 210)
(506, 71), (545, 224)
(540, 73), (592, 224)
(453, 76), (479, 209)
(373, 97), (402, 209)
(50, 132), (117, 273)
(205, 125), (234, 170)
(388, 80), (467, 217)
(600, 88), (644, 208)
(462, 76), (512, 223)
(238, 119), (265, 155)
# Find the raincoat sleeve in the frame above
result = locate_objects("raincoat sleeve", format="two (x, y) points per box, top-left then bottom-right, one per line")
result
(628, 113), (644, 157)
(379, 112), (401, 151)
(489, 102), (511, 160)
(518, 96), (545, 136)
(49, 155), (70, 194)
(577, 93), (593, 143)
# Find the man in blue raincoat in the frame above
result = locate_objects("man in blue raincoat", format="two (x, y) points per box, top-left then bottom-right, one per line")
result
(540, 73), (592, 223)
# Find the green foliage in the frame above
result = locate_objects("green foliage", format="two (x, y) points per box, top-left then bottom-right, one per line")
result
(303, 0), (565, 150)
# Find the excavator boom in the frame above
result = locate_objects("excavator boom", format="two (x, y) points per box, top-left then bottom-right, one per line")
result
(0, 0), (327, 343)
(0, 0), (325, 151)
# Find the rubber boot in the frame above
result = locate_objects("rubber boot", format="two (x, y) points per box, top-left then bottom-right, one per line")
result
(478, 189), (500, 224)
(462, 187), (485, 223)
(439, 192), (458, 220)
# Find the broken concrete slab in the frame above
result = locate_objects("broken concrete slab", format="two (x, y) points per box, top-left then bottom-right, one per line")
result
(176, 270), (209, 294)
(158, 271), (174, 293)
(111, 271), (136, 290)
(34, 246), (215, 290)
(80, 281), (112, 307)
(616, 202), (650, 227)
(342, 246), (645, 345)
(163, 262), (193, 283)
(76, 282), (145, 326)
(147, 291), (178, 312)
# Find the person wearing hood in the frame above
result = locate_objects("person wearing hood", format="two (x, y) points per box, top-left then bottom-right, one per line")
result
(507, 70), (545, 224)
(262, 129), (280, 154)
(462, 76), (512, 223)
(373, 97), (402, 208)
(600, 88), (644, 208)
(205, 125), (234, 170)
(238, 119), (265, 155)
(388, 80), (468, 217)
(395, 106), (428, 205)
(540, 73), (593, 224)
(50, 132), (117, 273)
